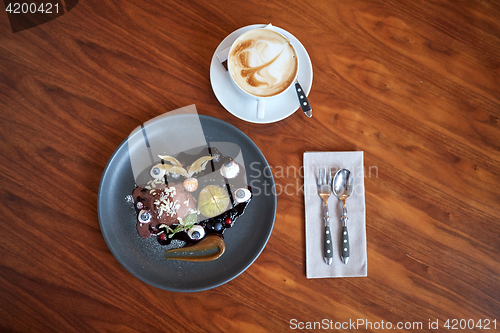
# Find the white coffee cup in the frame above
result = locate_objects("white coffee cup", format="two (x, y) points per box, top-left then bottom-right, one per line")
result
(228, 28), (299, 119)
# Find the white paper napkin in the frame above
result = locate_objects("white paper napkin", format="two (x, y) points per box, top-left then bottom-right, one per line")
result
(303, 151), (367, 278)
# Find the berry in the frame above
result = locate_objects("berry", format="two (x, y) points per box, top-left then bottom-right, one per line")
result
(213, 221), (223, 231)
(224, 217), (232, 226)
(157, 232), (171, 245)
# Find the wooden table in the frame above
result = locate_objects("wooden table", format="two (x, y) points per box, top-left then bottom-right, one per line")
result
(1, 0), (499, 331)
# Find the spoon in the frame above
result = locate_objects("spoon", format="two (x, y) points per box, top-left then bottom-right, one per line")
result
(294, 80), (312, 118)
(332, 169), (353, 264)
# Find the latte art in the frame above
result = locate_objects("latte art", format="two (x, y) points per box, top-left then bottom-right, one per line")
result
(229, 29), (298, 97)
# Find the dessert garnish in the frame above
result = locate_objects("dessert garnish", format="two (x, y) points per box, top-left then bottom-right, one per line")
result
(131, 146), (251, 261)
(198, 185), (230, 218)
(156, 154), (216, 192)
(220, 160), (240, 179)
(163, 235), (225, 262)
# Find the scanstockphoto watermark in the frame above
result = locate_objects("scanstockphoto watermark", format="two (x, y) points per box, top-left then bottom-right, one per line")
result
(248, 162), (379, 197)
(289, 318), (498, 331)
(290, 318), (423, 330)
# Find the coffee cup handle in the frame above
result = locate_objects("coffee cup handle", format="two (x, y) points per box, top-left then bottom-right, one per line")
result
(257, 98), (265, 119)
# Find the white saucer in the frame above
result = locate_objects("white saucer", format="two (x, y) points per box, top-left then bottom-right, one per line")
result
(210, 24), (313, 124)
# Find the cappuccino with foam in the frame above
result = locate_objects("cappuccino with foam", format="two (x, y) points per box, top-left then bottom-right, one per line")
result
(228, 29), (298, 97)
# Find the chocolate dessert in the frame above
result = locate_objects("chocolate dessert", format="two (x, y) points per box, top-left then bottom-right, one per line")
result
(131, 146), (252, 261)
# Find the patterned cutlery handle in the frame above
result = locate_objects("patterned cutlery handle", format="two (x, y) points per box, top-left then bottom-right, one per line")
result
(340, 215), (349, 264)
(324, 203), (333, 264)
(295, 81), (312, 118)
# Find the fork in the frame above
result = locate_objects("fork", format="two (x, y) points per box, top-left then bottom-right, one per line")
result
(317, 167), (333, 265)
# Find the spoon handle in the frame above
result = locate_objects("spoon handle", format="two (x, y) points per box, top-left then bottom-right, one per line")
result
(341, 225), (349, 264)
(295, 81), (312, 118)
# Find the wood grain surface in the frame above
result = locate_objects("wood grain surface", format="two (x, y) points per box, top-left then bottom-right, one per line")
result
(1, 0), (499, 332)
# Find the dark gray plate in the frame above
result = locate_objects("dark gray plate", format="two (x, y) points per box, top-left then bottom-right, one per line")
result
(97, 115), (276, 292)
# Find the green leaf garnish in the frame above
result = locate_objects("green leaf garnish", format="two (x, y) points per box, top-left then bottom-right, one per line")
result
(168, 213), (198, 238)
(183, 213), (197, 228)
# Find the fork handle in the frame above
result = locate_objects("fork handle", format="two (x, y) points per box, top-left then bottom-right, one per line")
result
(324, 226), (333, 264)
(323, 204), (333, 264)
